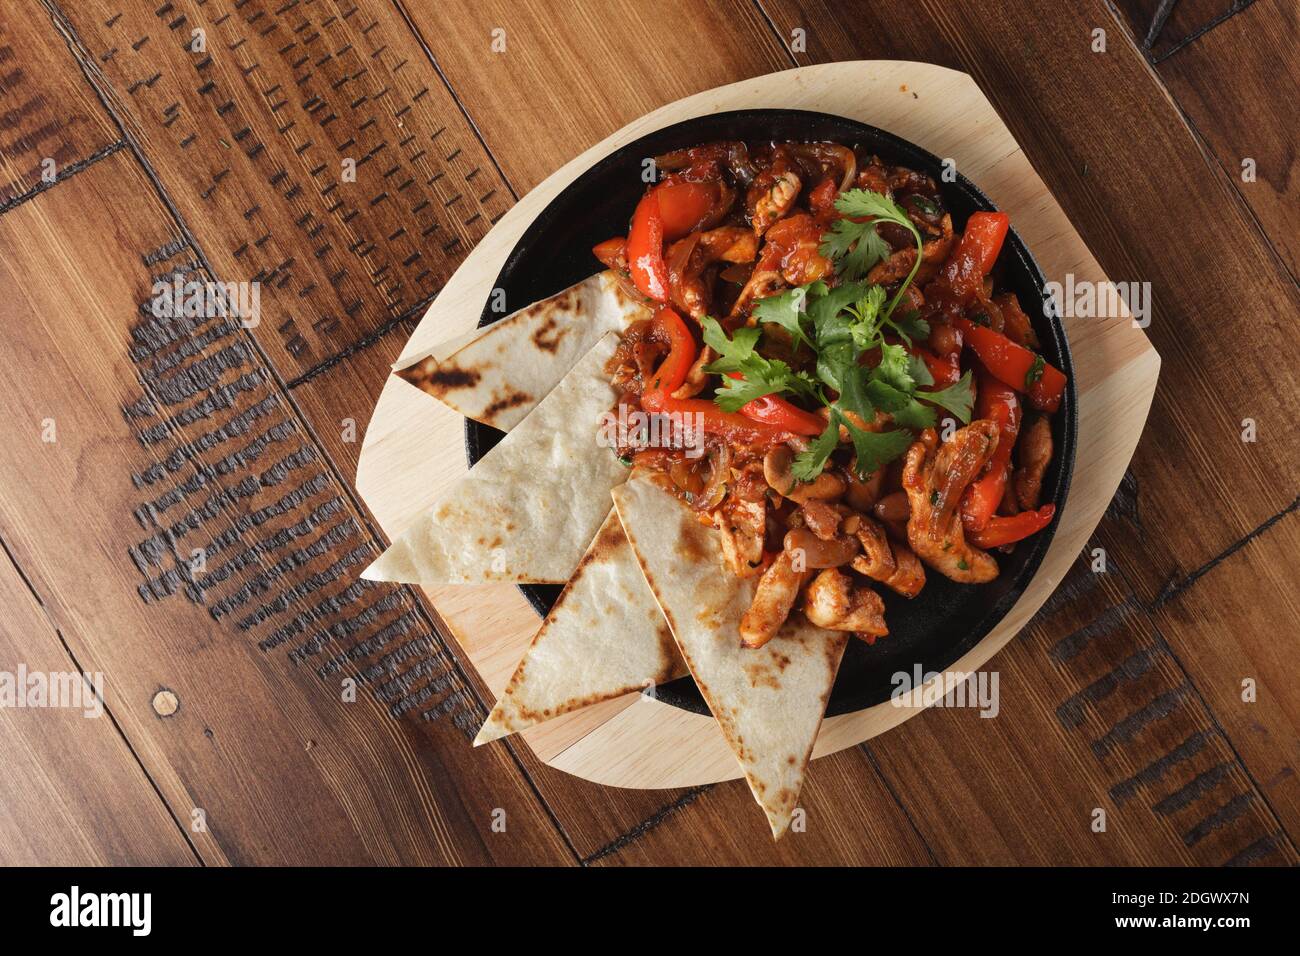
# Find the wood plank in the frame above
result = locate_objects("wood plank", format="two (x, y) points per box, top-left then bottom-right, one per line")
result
(0, 546), (197, 866)
(1138, 0), (1299, 281)
(0, 3), (119, 204)
(0, 149), (571, 865)
(399, 0), (790, 192)
(1148, 509), (1300, 842)
(53, 0), (513, 379)
(1112, 0), (1253, 61)
(865, 555), (1295, 865)
(759, 0), (1300, 855)
(590, 746), (932, 865)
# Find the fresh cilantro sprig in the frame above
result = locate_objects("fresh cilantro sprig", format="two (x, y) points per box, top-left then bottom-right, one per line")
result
(700, 316), (817, 413)
(703, 188), (974, 484)
(771, 280), (973, 481)
(793, 408), (914, 482)
(818, 190), (925, 323)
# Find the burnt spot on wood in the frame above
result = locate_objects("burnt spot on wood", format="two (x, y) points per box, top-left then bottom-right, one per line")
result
(58, 0), (516, 378)
(1102, 467), (1141, 529)
(1091, 685), (1190, 759)
(1055, 646), (1161, 729)
(120, 243), (477, 733)
(1109, 729), (1215, 805)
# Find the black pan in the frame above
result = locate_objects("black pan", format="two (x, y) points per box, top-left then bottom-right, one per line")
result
(465, 109), (1076, 718)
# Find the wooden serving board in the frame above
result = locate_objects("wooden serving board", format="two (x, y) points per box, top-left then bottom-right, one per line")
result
(356, 61), (1159, 789)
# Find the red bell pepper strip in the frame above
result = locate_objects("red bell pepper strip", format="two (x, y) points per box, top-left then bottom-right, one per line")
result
(961, 373), (1020, 532)
(627, 191), (668, 300)
(591, 236), (627, 271)
(625, 181), (719, 301)
(645, 306), (697, 394)
(968, 504), (1055, 549)
(654, 180), (719, 236)
(723, 372), (824, 435)
(641, 389), (790, 445)
(953, 316), (1066, 413)
(910, 344), (961, 387)
(738, 393), (826, 435)
(940, 211), (1010, 301)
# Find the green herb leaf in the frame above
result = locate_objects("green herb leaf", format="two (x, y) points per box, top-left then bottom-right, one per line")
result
(792, 412), (842, 482)
(846, 285), (888, 350)
(752, 285), (813, 352)
(700, 315), (760, 372)
(827, 190), (925, 321)
(873, 342), (916, 393)
(888, 309), (931, 344)
(889, 398), (938, 431)
(919, 370), (976, 424)
(1024, 354), (1045, 390)
(843, 417), (914, 477)
(907, 351), (935, 388)
(702, 316), (818, 412)
(819, 219), (891, 281)
(834, 189), (914, 223)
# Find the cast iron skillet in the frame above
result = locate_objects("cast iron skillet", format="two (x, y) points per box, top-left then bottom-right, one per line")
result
(465, 109), (1076, 718)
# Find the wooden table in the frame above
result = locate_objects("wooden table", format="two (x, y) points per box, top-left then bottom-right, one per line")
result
(0, 0), (1294, 867)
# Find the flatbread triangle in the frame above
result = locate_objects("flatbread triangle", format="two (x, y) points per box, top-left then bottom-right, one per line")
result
(612, 476), (847, 838)
(475, 508), (686, 745)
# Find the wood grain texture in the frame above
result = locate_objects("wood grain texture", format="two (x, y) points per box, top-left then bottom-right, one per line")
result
(1135, 0), (1299, 281)
(32, 0), (696, 863)
(0, 2), (120, 204)
(400, 0), (790, 193)
(1148, 507), (1300, 847)
(0, 547), (197, 866)
(0, 0), (1291, 866)
(53, 0), (513, 377)
(0, 149), (570, 865)
(866, 553), (1296, 865)
(1112, 0), (1255, 61)
(589, 746), (933, 865)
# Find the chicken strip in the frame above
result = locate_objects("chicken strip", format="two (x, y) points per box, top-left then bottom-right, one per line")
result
(739, 550), (805, 648)
(851, 517), (926, 598)
(802, 568), (888, 638)
(866, 214), (954, 286)
(1013, 413), (1052, 511)
(749, 169), (801, 235)
(902, 423), (1000, 584)
(714, 497), (766, 577)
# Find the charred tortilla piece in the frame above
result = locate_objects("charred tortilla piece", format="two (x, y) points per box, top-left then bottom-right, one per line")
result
(363, 333), (625, 585)
(474, 508), (686, 745)
(396, 271), (650, 431)
(612, 475), (847, 839)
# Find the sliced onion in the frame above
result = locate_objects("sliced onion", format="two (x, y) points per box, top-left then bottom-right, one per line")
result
(692, 442), (731, 511)
(666, 232), (701, 314)
(791, 143), (857, 194)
